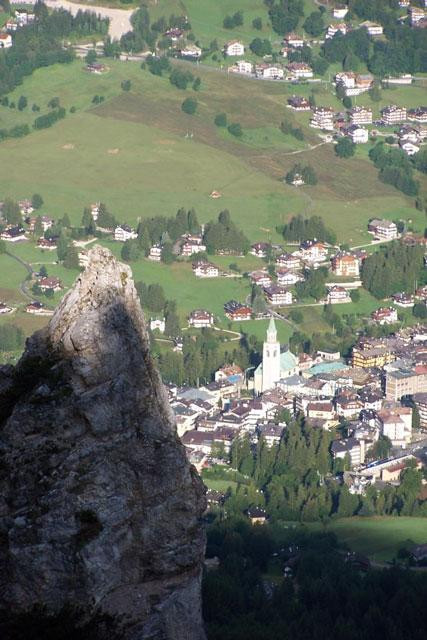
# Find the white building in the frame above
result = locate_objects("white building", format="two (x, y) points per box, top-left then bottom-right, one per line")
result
(224, 40), (245, 56)
(180, 44), (202, 59)
(310, 107), (335, 130)
(326, 23), (347, 39)
(287, 62), (313, 78)
(381, 105), (407, 125)
(400, 141), (420, 156)
(188, 309), (214, 328)
(346, 125), (369, 144)
(285, 33), (305, 48)
(114, 225), (138, 242)
(333, 6), (349, 19)
(192, 261), (219, 278)
(327, 286), (351, 304)
(230, 60), (253, 74)
(150, 318), (165, 333)
(368, 219), (398, 240)
(349, 106), (373, 125)
(264, 285), (292, 306)
(148, 244), (162, 261)
(359, 21), (383, 36)
(0, 33), (13, 48)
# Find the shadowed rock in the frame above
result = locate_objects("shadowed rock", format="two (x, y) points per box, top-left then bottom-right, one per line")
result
(0, 246), (206, 639)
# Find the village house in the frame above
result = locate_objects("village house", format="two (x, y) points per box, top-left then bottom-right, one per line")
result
(371, 307), (398, 325)
(229, 59), (253, 74)
(250, 242), (271, 258)
(327, 286), (351, 304)
(192, 260), (219, 278)
(368, 218), (398, 240)
(284, 33), (305, 48)
(114, 225), (138, 242)
(5, 19), (18, 31)
(0, 302), (13, 314)
(398, 0), (410, 6)
(400, 140), (420, 156)
(359, 20), (383, 36)
(392, 292), (415, 308)
(264, 285), (292, 306)
(331, 252), (360, 277)
(349, 106), (373, 125)
(376, 407), (412, 447)
(215, 363), (244, 384)
(381, 105), (407, 125)
(326, 22), (347, 39)
(164, 27), (183, 41)
(306, 400), (335, 421)
(335, 396), (363, 419)
(179, 44), (202, 59)
(331, 438), (365, 467)
(276, 268), (301, 287)
(224, 300), (252, 321)
(90, 203), (100, 221)
(150, 317), (165, 333)
(0, 226), (26, 242)
(276, 252), (301, 270)
(188, 309), (214, 329)
(409, 6), (426, 26)
(37, 237), (57, 250)
(86, 63), (106, 74)
(38, 276), (62, 292)
(345, 124), (369, 144)
(310, 107), (335, 130)
(335, 72), (373, 96)
(287, 95), (310, 111)
(408, 107), (427, 124)
(0, 33), (13, 48)
(224, 40), (244, 56)
(148, 244), (162, 261)
(255, 64), (284, 80)
(247, 506), (268, 525)
(250, 270), (272, 288)
(257, 422), (284, 447)
(286, 62), (313, 78)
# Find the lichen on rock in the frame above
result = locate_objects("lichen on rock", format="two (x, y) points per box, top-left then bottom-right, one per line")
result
(0, 246), (206, 639)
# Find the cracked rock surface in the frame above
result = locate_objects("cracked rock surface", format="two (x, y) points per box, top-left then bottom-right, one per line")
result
(0, 246), (206, 639)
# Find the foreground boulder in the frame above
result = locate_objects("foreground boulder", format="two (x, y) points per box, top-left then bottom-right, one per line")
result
(0, 246), (206, 639)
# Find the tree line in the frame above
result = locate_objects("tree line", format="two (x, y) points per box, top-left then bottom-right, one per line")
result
(278, 214), (336, 244)
(361, 241), (425, 298)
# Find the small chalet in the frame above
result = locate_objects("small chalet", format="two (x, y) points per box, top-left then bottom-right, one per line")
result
(246, 506), (267, 525)
(38, 276), (62, 292)
(264, 285), (292, 306)
(224, 40), (244, 56)
(192, 260), (219, 278)
(299, 240), (328, 263)
(188, 309), (214, 328)
(287, 95), (310, 111)
(286, 62), (313, 78)
(371, 307), (398, 325)
(392, 292), (415, 308)
(114, 225), (138, 242)
(224, 301), (252, 321)
(0, 33), (13, 49)
(0, 226), (26, 242)
(26, 301), (52, 315)
(276, 253), (301, 270)
(250, 242), (271, 258)
(181, 234), (206, 256)
(250, 270), (272, 288)
(284, 33), (304, 48)
(179, 45), (202, 59)
(0, 302), (13, 314)
(37, 237), (57, 250)
(148, 244), (162, 261)
(276, 269), (301, 286)
(327, 286), (351, 304)
(86, 63), (106, 74)
(367, 219), (398, 240)
(150, 318), (165, 333)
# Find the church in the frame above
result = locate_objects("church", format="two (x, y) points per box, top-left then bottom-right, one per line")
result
(254, 317), (299, 394)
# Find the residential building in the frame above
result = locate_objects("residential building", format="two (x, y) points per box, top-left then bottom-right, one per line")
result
(310, 107), (335, 130)
(412, 392), (427, 427)
(26, 301), (52, 315)
(0, 226), (26, 242)
(386, 365), (427, 401)
(327, 286), (351, 304)
(230, 59), (253, 74)
(256, 64), (284, 79)
(287, 95), (311, 111)
(359, 20), (383, 36)
(37, 237), (57, 250)
(409, 7), (426, 25)
(384, 74), (413, 85)
(224, 40), (244, 56)
(400, 141), (420, 156)
(335, 72), (373, 96)
(306, 401), (335, 420)
(179, 44), (202, 59)
(392, 292), (415, 308)
(224, 301), (252, 321)
(326, 22), (347, 38)
(0, 33), (13, 48)
(352, 346), (394, 368)
(264, 285), (292, 306)
(345, 124), (369, 144)
(286, 62), (313, 79)
(331, 438), (365, 467)
(285, 33), (304, 47)
(376, 407), (412, 447)
(181, 235), (206, 256)
(368, 218), (398, 240)
(331, 252), (360, 277)
(250, 242), (271, 258)
(192, 260), (219, 278)
(250, 270), (272, 288)
(276, 269), (301, 286)
(0, 302), (13, 314)
(300, 239), (328, 263)
(333, 6), (349, 19)
(371, 307), (398, 325)
(257, 422), (284, 447)
(276, 253), (301, 270)
(349, 106), (373, 125)
(164, 27), (183, 41)
(381, 105), (407, 125)
(408, 107), (427, 124)
(38, 276), (62, 292)
(150, 318), (165, 333)
(114, 225), (138, 242)
(148, 244), (162, 261)
(188, 309), (214, 328)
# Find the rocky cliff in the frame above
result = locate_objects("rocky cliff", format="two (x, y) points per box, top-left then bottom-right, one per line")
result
(0, 246), (206, 639)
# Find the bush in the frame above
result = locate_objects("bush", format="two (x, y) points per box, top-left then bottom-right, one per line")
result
(227, 122), (243, 137)
(223, 11), (243, 29)
(335, 137), (356, 159)
(31, 194), (43, 210)
(121, 79), (131, 91)
(214, 113), (227, 127)
(252, 17), (262, 30)
(170, 68), (194, 89)
(181, 97), (197, 115)
(289, 310), (303, 323)
(17, 96), (27, 111)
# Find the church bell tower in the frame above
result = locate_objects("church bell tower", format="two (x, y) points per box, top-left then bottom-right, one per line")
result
(262, 317), (281, 392)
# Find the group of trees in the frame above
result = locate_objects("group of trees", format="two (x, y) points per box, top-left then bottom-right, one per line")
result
(120, 6), (191, 54)
(279, 214), (336, 244)
(203, 520), (427, 640)
(267, 0), (304, 37)
(362, 241), (425, 298)
(369, 143), (420, 197)
(280, 120), (304, 142)
(0, 3), (109, 96)
(285, 163), (317, 185)
(223, 11), (243, 30)
(296, 266), (329, 301)
(204, 210), (250, 255)
(170, 68), (201, 91)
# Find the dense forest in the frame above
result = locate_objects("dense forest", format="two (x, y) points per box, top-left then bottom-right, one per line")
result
(279, 215), (336, 244)
(361, 241), (425, 298)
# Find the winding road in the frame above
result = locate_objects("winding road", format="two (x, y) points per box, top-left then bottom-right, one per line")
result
(45, 0), (134, 39)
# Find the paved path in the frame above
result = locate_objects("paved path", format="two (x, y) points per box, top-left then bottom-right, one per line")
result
(45, 0), (134, 39)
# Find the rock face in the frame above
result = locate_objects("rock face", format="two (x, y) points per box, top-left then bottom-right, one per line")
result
(0, 246), (206, 639)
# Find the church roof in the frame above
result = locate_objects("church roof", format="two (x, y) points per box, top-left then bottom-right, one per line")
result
(255, 349), (298, 377)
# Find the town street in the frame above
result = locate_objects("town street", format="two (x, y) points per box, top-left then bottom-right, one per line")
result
(45, 0), (134, 39)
